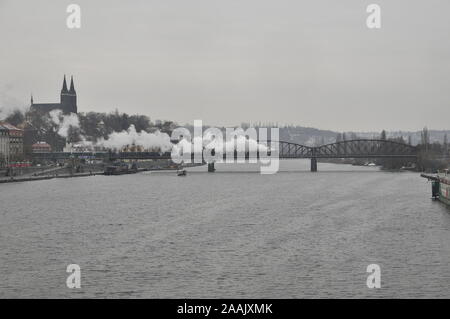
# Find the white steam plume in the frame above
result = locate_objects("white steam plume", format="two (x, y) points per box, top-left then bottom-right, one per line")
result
(171, 131), (269, 157)
(49, 110), (80, 138)
(97, 125), (173, 152)
(0, 84), (27, 119)
(48, 111), (268, 157)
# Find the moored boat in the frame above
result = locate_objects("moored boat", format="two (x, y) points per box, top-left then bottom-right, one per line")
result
(437, 171), (450, 206)
(177, 169), (187, 176)
(104, 162), (138, 175)
(421, 170), (450, 206)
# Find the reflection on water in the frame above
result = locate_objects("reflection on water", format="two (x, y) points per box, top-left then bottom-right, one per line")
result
(0, 160), (449, 298)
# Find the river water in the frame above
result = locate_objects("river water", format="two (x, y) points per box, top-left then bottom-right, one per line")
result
(1, 160), (449, 298)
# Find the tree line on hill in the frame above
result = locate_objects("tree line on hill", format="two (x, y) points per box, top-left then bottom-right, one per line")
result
(2, 108), (176, 153)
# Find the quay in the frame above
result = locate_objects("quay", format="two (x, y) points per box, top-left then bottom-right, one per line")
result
(0, 166), (182, 184)
(0, 171), (103, 184)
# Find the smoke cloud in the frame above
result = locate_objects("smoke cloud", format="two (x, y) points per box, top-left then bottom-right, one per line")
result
(49, 110), (80, 138)
(97, 125), (172, 152)
(49, 111), (269, 157)
(50, 110), (173, 152)
(0, 83), (27, 119)
(171, 130), (269, 158)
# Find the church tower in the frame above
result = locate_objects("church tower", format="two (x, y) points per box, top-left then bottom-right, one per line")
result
(60, 75), (77, 114)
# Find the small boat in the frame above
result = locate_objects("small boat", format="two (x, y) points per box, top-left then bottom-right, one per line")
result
(177, 169), (187, 176)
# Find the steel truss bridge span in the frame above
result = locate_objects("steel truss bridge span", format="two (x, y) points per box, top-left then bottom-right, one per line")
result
(279, 139), (417, 159)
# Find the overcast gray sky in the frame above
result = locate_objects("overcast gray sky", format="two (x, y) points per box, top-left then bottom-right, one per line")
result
(0, 0), (449, 131)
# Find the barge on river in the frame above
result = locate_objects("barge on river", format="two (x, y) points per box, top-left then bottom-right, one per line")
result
(421, 170), (450, 206)
(104, 162), (138, 175)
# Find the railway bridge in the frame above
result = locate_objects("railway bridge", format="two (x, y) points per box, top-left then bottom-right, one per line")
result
(31, 139), (418, 172)
(278, 139), (417, 171)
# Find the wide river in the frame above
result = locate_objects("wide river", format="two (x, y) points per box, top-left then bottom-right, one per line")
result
(1, 160), (449, 298)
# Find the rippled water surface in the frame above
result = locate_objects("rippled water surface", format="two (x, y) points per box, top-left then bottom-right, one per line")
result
(1, 160), (449, 298)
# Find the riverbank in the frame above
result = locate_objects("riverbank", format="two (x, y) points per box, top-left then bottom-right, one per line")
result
(0, 171), (104, 183)
(0, 166), (193, 184)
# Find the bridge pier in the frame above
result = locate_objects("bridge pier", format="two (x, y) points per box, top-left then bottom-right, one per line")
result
(310, 157), (317, 172)
(208, 162), (216, 172)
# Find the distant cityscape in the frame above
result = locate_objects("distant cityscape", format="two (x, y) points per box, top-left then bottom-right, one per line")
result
(0, 76), (449, 169)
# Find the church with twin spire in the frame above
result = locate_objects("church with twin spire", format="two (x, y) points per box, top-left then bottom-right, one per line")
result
(30, 75), (78, 114)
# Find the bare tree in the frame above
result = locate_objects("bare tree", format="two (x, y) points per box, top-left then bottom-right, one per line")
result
(444, 133), (448, 155)
(421, 127), (429, 151)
